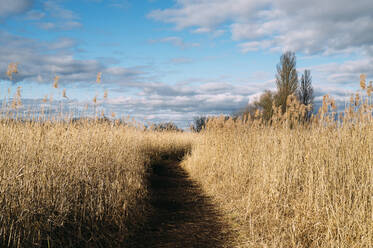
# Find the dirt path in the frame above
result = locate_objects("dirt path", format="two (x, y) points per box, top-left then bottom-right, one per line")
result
(124, 158), (233, 248)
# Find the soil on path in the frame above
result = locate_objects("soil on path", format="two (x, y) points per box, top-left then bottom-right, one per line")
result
(125, 158), (234, 248)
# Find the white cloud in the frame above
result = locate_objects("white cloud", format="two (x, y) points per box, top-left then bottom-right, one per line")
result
(43, 1), (78, 20)
(231, 21), (280, 41)
(192, 27), (211, 33)
(150, 36), (200, 49)
(36, 21), (82, 31)
(47, 37), (77, 50)
(109, 0), (130, 9)
(36, 22), (55, 30)
(311, 58), (373, 86)
(24, 9), (45, 20)
(0, 31), (146, 87)
(239, 40), (272, 53)
(105, 82), (253, 127)
(148, 0), (268, 30)
(0, 0), (33, 17)
(199, 82), (232, 92)
(32, 1), (82, 31)
(192, 27), (225, 37)
(149, 0), (373, 55)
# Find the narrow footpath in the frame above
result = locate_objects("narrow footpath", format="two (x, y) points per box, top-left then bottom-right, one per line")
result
(125, 158), (233, 248)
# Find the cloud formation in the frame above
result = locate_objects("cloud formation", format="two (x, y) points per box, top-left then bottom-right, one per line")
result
(150, 36), (200, 49)
(0, 0), (33, 18)
(1, 0), (371, 127)
(0, 31), (146, 87)
(106, 81), (255, 127)
(24, 1), (83, 31)
(149, 0), (373, 55)
(310, 58), (373, 89)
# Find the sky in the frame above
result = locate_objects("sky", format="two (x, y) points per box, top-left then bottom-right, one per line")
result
(0, 0), (373, 128)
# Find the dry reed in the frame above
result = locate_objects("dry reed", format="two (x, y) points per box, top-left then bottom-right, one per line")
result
(182, 78), (373, 247)
(0, 120), (193, 247)
(0, 64), (193, 246)
(1, 62), (372, 247)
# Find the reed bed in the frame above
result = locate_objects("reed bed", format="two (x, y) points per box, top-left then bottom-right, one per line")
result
(0, 119), (193, 247)
(182, 87), (373, 247)
(1, 62), (372, 247)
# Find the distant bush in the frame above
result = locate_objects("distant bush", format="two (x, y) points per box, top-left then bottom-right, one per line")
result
(151, 122), (183, 132)
(190, 116), (208, 132)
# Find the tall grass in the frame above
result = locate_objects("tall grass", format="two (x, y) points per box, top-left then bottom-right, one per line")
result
(0, 119), (193, 247)
(0, 64), (193, 248)
(182, 81), (373, 247)
(1, 62), (372, 247)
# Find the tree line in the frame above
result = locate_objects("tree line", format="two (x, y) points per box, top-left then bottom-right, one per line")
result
(153, 51), (314, 132)
(239, 51), (314, 122)
(192, 51), (314, 132)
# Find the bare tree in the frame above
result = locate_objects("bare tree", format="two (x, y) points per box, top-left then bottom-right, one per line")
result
(191, 116), (208, 132)
(275, 51), (299, 113)
(297, 69), (314, 107)
(152, 122), (182, 132)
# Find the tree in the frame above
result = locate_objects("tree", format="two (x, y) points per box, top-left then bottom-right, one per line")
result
(255, 90), (275, 121)
(191, 116), (208, 132)
(235, 90), (275, 122)
(298, 70), (314, 106)
(240, 90), (275, 122)
(297, 70), (314, 118)
(275, 51), (299, 114)
(152, 122), (182, 132)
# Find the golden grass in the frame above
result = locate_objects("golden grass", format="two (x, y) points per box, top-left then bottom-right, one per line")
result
(1, 63), (372, 247)
(182, 92), (373, 247)
(0, 119), (193, 247)
(6, 63), (18, 80)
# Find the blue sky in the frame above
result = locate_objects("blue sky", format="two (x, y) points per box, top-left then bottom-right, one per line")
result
(1, 0), (373, 127)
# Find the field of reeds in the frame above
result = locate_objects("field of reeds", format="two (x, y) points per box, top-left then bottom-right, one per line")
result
(182, 82), (373, 247)
(1, 64), (372, 247)
(0, 119), (193, 247)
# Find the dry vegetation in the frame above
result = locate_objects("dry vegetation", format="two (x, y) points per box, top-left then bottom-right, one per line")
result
(1, 62), (372, 247)
(1, 63), (195, 247)
(182, 80), (373, 247)
(0, 119), (193, 247)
